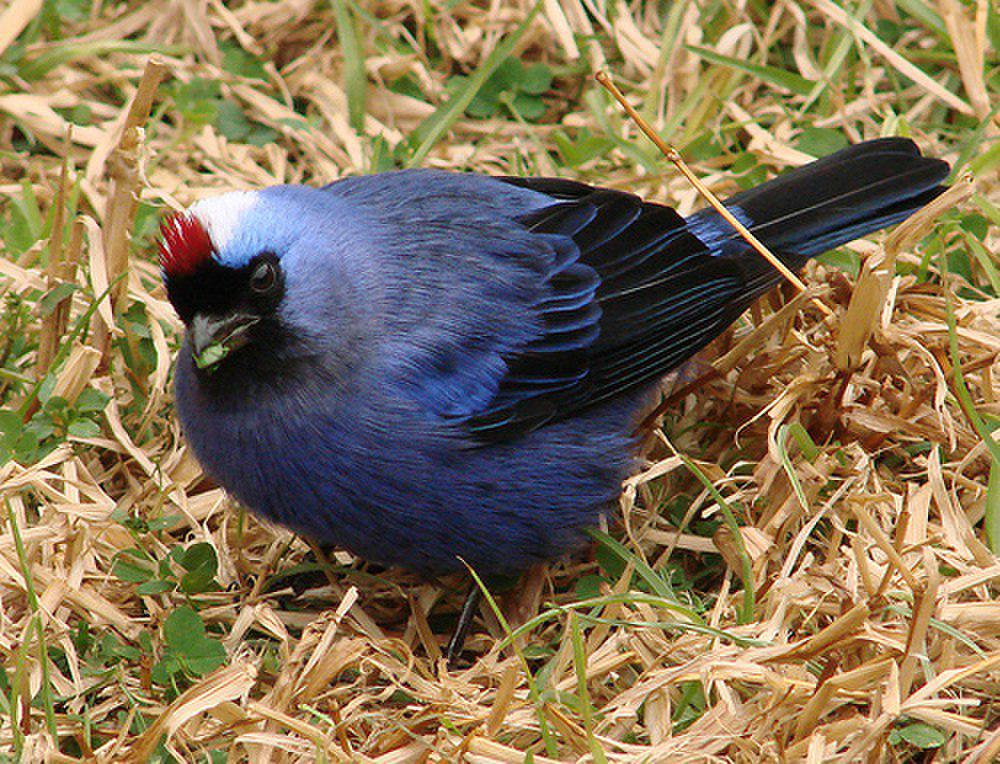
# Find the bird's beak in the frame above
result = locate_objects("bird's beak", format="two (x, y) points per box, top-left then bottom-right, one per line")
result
(189, 312), (259, 371)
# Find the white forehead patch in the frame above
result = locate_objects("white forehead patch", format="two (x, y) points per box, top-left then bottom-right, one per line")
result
(189, 191), (261, 253)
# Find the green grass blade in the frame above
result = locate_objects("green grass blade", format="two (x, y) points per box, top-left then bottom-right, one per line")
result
(332, 0), (366, 132)
(6, 499), (58, 743)
(777, 424), (811, 512)
(570, 613), (607, 764)
(405, 0), (542, 167)
(587, 528), (682, 606)
(986, 462), (999, 556)
(938, 246), (1000, 556)
(466, 563), (559, 757)
(894, 0), (949, 39)
(938, 250), (1000, 467)
(19, 40), (173, 80)
(686, 44), (815, 97)
(799, 0), (873, 113)
(674, 452), (756, 624)
(496, 592), (759, 652)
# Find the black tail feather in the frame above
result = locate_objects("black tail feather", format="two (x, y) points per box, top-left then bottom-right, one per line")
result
(723, 137), (950, 260)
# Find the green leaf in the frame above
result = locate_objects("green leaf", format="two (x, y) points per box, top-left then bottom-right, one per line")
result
(729, 151), (768, 189)
(42, 395), (67, 415)
(795, 127), (850, 157)
(217, 100), (252, 142)
(245, 124), (280, 147)
(12, 429), (41, 463)
(890, 722), (947, 749)
(874, 19), (903, 46)
(112, 557), (154, 584)
(66, 419), (101, 438)
(0, 410), (22, 456)
(180, 543), (217, 574)
(164, 607), (207, 648)
(729, 152), (757, 175)
(74, 388), (110, 413)
(464, 85), (500, 119)
(520, 63), (553, 95)
(960, 213), (988, 241)
(71, 621), (92, 657)
(817, 247), (862, 278)
(98, 633), (141, 663)
(683, 132), (724, 162)
(594, 534), (627, 583)
(509, 92), (546, 121)
(179, 635), (226, 676)
(146, 514), (182, 532)
(162, 607), (226, 677)
(553, 130), (615, 167)
(895, 0), (949, 40)
(451, 57), (550, 123)
(170, 79), (221, 126)
(491, 58), (523, 88)
(151, 653), (181, 687)
(8, 181), (45, 254)
(136, 579), (176, 596)
(220, 42), (268, 80)
(180, 543), (219, 594)
(193, 341), (231, 370)
(672, 681), (706, 732)
(787, 422), (820, 462)
(573, 574), (604, 600)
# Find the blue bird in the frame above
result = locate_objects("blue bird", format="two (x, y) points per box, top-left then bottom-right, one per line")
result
(161, 138), (948, 579)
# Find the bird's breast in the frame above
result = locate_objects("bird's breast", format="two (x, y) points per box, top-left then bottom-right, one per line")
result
(174, 349), (637, 574)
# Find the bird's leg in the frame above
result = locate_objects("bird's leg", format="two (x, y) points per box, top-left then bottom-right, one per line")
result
(444, 565), (547, 665)
(445, 584), (483, 666)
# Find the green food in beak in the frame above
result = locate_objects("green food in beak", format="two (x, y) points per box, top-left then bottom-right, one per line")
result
(189, 312), (259, 371)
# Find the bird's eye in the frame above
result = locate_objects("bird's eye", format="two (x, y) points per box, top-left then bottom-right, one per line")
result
(249, 259), (278, 295)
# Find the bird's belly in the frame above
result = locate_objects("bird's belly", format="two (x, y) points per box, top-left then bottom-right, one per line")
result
(177, 369), (637, 574)
(223, 430), (630, 574)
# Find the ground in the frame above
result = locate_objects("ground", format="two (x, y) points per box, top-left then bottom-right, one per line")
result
(0, 0), (997, 762)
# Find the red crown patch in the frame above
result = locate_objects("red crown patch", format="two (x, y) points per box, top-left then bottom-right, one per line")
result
(158, 212), (214, 278)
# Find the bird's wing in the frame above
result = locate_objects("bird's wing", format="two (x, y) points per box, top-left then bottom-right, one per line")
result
(393, 142), (946, 441)
(460, 177), (766, 440)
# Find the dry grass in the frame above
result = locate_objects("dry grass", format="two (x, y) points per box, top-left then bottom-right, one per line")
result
(1, 0), (998, 761)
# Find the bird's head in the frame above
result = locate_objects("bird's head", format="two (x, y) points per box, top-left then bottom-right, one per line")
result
(159, 187), (365, 379)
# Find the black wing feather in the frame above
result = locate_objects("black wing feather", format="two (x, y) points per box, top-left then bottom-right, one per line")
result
(468, 181), (752, 438)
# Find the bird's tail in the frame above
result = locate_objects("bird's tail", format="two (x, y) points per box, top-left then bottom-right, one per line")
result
(734, 138), (949, 260)
(690, 138), (950, 283)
